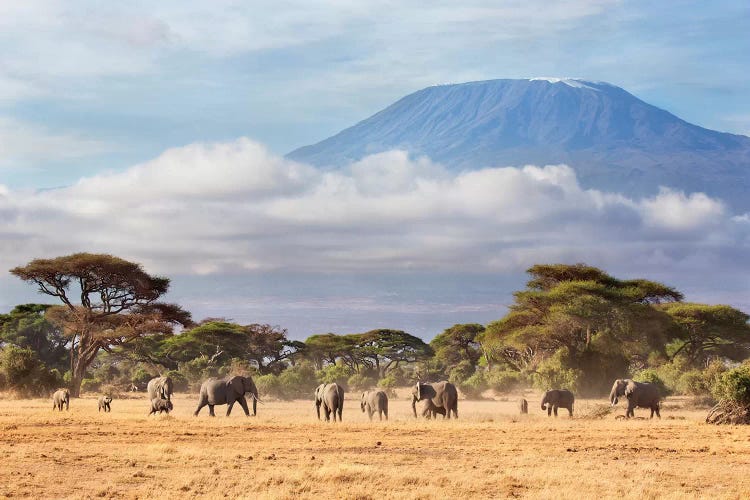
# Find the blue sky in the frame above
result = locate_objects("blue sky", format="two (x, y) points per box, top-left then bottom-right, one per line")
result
(2, 1), (749, 339)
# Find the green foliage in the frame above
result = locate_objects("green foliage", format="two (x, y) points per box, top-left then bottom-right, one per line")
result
(532, 349), (582, 392)
(431, 323), (484, 370)
(255, 374), (282, 399)
(0, 304), (68, 371)
(131, 367), (154, 388)
(485, 368), (525, 393)
(316, 362), (353, 387)
(457, 370), (487, 399)
(178, 356), (220, 389)
(0, 345), (61, 396)
(165, 370), (189, 392)
(347, 372), (378, 391)
(256, 363), (319, 400)
(81, 377), (101, 393)
(633, 368), (670, 396)
(659, 303), (750, 364)
(711, 364), (750, 405)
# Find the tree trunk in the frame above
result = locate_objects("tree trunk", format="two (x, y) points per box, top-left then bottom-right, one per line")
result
(70, 360), (86, 397)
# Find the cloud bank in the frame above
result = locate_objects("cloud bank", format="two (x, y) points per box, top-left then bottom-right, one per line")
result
(1, 138), (746, 281)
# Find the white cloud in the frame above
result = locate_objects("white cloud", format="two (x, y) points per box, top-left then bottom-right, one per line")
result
(640, 187), (725, 231)
(1, 138), (746, 279)
(0, 1), (619, 103)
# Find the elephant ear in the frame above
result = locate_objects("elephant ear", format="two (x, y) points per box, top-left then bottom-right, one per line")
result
(624, 382), (635, 397)
(228, 376), (243, 394)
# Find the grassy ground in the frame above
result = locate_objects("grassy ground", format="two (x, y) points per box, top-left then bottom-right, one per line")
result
(0, 392), (748, 499)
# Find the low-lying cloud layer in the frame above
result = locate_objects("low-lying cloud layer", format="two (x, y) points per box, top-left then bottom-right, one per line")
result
(1, 137), (746, 281)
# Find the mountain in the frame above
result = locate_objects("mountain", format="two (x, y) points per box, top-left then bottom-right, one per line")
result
(287, 78), (750, 211)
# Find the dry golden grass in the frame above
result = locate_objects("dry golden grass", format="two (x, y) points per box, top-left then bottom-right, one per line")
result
(1, 392), (749, 499)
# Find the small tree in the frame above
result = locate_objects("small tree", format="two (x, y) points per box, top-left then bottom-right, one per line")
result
(11, 253), (191, 396)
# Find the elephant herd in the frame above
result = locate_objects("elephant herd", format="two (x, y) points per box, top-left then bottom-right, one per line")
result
(50, 375), (663, 421)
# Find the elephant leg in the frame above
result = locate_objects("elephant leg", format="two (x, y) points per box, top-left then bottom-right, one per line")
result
(337, 406), (342, 422)
(208, 404), (215, 417)
(568, 406), (573, 417)
(226, 401), (235, 416)
(194, 399), (207, 416)
(547, 406), (552, 417)
(324, 407), (331, 421)
(554, 405), (559, 417)
(237, 396), (250, 416)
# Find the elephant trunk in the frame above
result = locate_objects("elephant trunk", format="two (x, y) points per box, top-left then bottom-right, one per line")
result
(609, 388), (618, 406)
(540, 396), (547, 411)
(411, 396), (418, 418)
(252, 392), (257, 416)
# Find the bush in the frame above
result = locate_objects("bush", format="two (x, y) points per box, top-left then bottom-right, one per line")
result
(485, 369), (523, 393)
(0, 346), (61, 396)
(347, 373), (377, 392)
(533, 349), (582, 392)
(711, 365), (750, 405)
(316, 363), (353, 388)
(165, 370), (189, 392)
(178, 357), (220, 390)
(448, 360), (475, 385)
(458, 371), (487, 399)
(676, 370), (709, 396)
(255, 374), (283, 399)
(81, 378), (101, 393)
(634, 368), (670, 396)
(131, 367), (154, 388)
(277, 363), (318, 399)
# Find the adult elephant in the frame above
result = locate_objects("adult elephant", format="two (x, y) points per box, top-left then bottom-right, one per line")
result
(360, 390), (388, 421)
(315, 383), (344, 422)
(194, 375), (259, 417)
(610, 379), (661, 418)
(411, 381), (458, 419)
(147, 376), (174, 402)
(541, 389), (575, 417)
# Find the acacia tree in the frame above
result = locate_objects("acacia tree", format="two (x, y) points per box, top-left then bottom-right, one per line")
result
(11, 253), (191, 396)
(482, 263), (682, 394)
(660, 303), (750, 365)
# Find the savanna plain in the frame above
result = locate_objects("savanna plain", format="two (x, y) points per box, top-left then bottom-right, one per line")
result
(1, 393), (748, 499)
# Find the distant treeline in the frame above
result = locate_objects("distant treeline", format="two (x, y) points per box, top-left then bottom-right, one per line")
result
(2, 255), (750, 403)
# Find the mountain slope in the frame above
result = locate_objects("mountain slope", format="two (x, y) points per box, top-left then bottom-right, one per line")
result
(287, 78), (750, 211)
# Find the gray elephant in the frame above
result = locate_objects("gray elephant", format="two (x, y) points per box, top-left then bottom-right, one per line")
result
(609, 379), (661, 418)
(411, 381), (458, 419)
(541, 389), (574, 417)
(421, 399), (446, 419)
(147, 376), (174, 401)
(149, 397), (173, 415)
(98, 395), (112, 412)
(315, 383), (344, 422)
(360, 390), (388, 421)
(518, 398), (528, 414)
(194, 375), (259, 417)
(52, 388), (69, 411)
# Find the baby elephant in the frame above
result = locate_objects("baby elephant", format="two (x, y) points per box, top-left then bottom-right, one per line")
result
(518, 398), (528, 414)
(98, 396), (112, 412)
(149, 397), (173, 416)
(52, 388), (70, 411)
(360, 390), (389, 421)
(421, 399), (446, 419)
